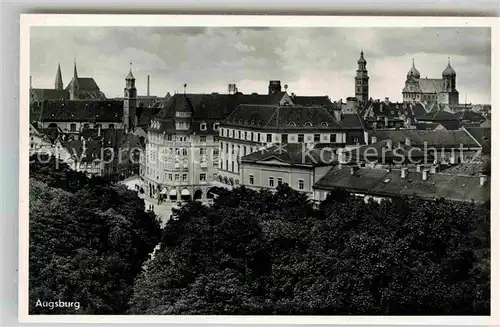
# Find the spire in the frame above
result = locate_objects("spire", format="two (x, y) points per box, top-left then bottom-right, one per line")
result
(73, 58), (78, 79)
(442, 57), (456, 77)
(54, 62), (63, 90)
(357, 50), (366, 64)
(407, 58), (420, 79)
(126, 62), (135, 80)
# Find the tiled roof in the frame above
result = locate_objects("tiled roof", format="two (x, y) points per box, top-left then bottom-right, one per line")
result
(346, 140), (425, 162)
(454, 110), (486, 122)
(241, 143), (336, 167)
(418, 78), (444, 93)
(417, 110), (458, 122)
(226, 104), (341, 130)
(314, 166), (489, 203)
(464, 127), (490, 153)
(340, 113), (364, 129)
(367, 129), (480, 148)
(32, 100), (124, 123)
(30, 89), (70, 102)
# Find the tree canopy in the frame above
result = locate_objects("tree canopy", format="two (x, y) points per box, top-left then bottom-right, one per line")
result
(29, 156), (162, 314)
(129, 184), (490, 315)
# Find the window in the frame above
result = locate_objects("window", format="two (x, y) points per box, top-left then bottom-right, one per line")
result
(200, 173), (206, 181)
(250, 132), (254, 140)
(321, 122), (328, 127)
(182, 173), (188, 181)
(314, 134), (320, 142)
(200, 136), (207, 142)
(200, 122), (207, 131)
(182, 148), (188, 156)
(168, 174), (173, 181)
(298, 179), (304, 190)
(269, 177), (275, 187)
(277, 177), (283, 186)
(238, 131), (242, 139)
(231, 144), (235, 154)
(298, 134), (304, 142)
(70, 123), (77, 132)
(257, 133), (261, 142)
(353, 137), (360, 143)
(109, 124), (115, 129)
(167, 134), (172, 141)
(267, 134), (272, 142)
(175, 148), (180, 156)
(213, 122), (219, 130)
(231, 130), (234, 137)
(281, 134), (288, 143)
(200, 148), (207, 156)
(304, 122), (312, 127)
(243, 147), (247, 156)
(225, 143), (229, 153)
(231, 161), (235, 172)
(83, 123), (90, 129)
(288, 122), (296, 127)
(175, 173), (180, 181)
(330, 134), (336, 143)
(244, 131), (247, 139)
(249, 174), (254, 185)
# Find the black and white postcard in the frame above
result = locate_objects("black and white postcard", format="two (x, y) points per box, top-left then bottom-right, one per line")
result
(19, 14), (499, 325)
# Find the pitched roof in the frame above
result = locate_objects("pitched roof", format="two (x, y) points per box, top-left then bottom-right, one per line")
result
(418, 78), (444, 93)
(225, 104), (341, 130)
(30, 88), (70, 102)
(241, 143), (336, 167)
(339, 113), (364, 129)
(314, 166), (489, 203)
(464, 127), (491, 153)
(66, 77), (100, 91)
(417, 110), (458, 122)
(367, 129), (480, 148)
(31, 100), (124, 123)
(454, 110), (486, 122)
(346, 140), (425, 162)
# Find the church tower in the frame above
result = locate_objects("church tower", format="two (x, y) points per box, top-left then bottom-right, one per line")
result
(123, 64), (137, 132)
(54, 63), (63, 90)
(355, 50), (369, 102)
(69, 59), (79, 100)
(441, 58), (459, 105)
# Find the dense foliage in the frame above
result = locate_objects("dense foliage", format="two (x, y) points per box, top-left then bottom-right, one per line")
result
(129, 184), (490, 315)
(29, 156), (162, 314)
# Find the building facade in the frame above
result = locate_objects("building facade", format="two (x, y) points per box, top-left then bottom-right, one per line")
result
(402, 59), (459, 105)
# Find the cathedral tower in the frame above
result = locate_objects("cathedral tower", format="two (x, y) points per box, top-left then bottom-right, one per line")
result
(54, 63), (63, 90)
(355, 50), (369, 102)
(441, 58), (459, 105)
(69, 59), (79, 100)
(123, 64), (137, 132)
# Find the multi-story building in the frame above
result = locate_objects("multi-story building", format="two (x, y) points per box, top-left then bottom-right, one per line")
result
(239, 143), (336, 198)
(217, 103), (352, 184)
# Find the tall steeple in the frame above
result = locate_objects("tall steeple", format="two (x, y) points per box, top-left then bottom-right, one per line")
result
(355, 50), (369, 102)
(54, 62), (63, 90)
(124, 62), (137, 132)
(73, 57), (78, 79)
(69, 57), (79, 100)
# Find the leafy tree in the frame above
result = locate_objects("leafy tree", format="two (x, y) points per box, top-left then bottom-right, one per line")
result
(129, 185), (490, 315)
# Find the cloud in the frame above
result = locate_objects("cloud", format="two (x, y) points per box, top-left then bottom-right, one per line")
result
(30, 26), (492, 104)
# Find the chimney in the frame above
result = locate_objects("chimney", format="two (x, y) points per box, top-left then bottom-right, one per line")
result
(350, 166), (358, 175)
(384, 117), (389, 127)
(422, 169), (428, 181)
(147, 75), (150, 96)
(372, 122), (377, 130)
(401, 167), (408, 179)
(430, 165), (439, 174)
(387, 139), (393, 150)
(333, 110), (342, 122)
(384, 97), (390, 105)
(98, 124), (101, 137)
(371, 136), (377, 144)
(416, 164), (422, 172)
(480, 175), (488, 186)
(405, 137), (411, 147)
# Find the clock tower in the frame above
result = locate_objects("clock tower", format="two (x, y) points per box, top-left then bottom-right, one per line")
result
(355, 50), (369, 102)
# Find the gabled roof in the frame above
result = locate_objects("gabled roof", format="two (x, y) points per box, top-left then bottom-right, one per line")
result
(241, 143), (336, 167)
(418, 78), (444, 93)
(31, 100), (124, 123)
(417, 109), (458, 122)
(314, 166), (489, 203)
(367, 129), (480, 148)
(66, 77), (100, 91)
(339, 113), (364, 129)
(463, 127), (490, 154)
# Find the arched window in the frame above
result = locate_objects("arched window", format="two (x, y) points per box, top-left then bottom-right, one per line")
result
(321, 122), (328, 127)
(288, 122), (296, 127)
(304, 122), (313, 127)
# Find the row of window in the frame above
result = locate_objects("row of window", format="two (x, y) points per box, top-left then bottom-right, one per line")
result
(248, 174), (304, 190)
(221, 129), (343, 143)
(150, 134), (208, 143)
(163, 173), (206, 182)
(61, 123), (115, 132)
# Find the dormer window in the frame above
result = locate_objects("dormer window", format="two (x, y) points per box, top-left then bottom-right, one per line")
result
(244, 120), (248, 125)
(213, 122), (220, 130)
(238, 119), (243, 124)
(304, 122), (313, 127)
(321, 122), (328, 127)
(251, 120), (255, 125)
(200, 122), (207, 131)
(288, 122), (296, 127)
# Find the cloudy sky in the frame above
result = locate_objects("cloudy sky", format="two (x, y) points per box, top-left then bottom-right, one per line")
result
(30, 26), (491, 103)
